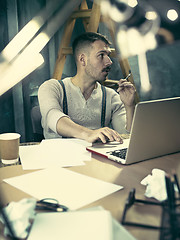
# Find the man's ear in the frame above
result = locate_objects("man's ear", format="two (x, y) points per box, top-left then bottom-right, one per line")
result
(78, 53), (86, 66)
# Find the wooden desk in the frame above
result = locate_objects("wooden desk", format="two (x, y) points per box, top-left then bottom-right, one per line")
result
(0, 152), (180, 240)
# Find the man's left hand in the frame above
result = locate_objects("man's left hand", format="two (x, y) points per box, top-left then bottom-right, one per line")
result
(117, 79), (136, 106)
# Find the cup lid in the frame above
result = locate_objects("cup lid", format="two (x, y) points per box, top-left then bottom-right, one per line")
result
(0, 133), (21, 140)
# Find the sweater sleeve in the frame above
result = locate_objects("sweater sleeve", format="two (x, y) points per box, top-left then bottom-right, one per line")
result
(110, 91), (127, 134)
(38, 79), (69, 137)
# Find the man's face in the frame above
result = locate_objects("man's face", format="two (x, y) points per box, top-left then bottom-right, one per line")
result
(84, 40), (112, 82)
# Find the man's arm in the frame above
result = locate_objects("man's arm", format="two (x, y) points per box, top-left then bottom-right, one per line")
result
(117, 79), (136, 132)
(56, 116), (123, 143)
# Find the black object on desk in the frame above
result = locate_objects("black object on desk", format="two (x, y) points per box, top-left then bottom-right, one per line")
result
(121, 174), (180, 240)
(36, 198), (68, 212)
(121, 188), (163, 230)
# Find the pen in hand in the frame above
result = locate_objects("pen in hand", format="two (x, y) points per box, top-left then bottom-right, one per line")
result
(125, 70), (131, 81)
(106, 70), (132, 88)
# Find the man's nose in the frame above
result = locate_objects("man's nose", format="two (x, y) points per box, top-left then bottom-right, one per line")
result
(105, 56), (112, 66)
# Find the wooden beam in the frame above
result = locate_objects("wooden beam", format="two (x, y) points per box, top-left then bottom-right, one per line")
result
(80, 0), (90, 30)
(87, 2), (101, 32)
(71, 10), (91, 19)
(53, 18), (76, 79)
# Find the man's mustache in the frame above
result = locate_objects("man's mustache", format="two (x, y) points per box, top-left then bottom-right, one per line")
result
(102, 66), (111, 72)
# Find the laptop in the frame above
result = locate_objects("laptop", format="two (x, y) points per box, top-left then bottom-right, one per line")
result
(87, 97), (180, 165)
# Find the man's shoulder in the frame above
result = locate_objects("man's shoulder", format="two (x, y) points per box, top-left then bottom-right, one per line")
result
(40, 78), (59, 86)
(40, 77), (71, 87)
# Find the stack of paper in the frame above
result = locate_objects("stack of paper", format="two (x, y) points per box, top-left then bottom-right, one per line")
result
(19, 138), (92, 170)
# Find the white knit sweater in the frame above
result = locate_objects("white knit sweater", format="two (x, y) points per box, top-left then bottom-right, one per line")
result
(38, 78), (127, 139)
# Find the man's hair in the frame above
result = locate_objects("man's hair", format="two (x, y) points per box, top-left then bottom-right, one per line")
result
(72, 32), (111, 61)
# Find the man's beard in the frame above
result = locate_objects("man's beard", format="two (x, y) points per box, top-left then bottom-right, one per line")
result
(98, 66), (111, 83)
(85, 64), (111, 83)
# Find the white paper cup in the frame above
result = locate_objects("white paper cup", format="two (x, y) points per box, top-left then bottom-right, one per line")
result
(0, 133), (21, 164)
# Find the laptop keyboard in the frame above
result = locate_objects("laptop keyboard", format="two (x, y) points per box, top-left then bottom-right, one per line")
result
(108, 148), (128, 160)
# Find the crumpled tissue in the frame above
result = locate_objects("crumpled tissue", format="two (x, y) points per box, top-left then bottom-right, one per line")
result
(141, 168), (167, 201)
(0, 198), (36, 239)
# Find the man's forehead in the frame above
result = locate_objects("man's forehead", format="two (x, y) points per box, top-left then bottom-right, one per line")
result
(91, 40), (111, 53)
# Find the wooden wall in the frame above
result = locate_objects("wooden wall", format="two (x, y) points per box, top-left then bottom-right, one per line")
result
(0, 0), (180, 142)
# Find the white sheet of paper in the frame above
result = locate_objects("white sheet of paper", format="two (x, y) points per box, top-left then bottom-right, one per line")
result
(28, 207), (136, 240)
(40, 138), (91, 161)
(19, 139), (91, 170)
(28, 210), (113, 240)
(3, 167), (123, 210)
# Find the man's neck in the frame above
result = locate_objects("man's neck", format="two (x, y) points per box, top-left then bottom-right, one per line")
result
(71, 74), (97, 100)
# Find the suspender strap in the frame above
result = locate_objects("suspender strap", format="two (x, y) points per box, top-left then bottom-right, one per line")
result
(58, 80), (106, 127)
(58, 80), (68, 115)
(101, 85), (106, 128)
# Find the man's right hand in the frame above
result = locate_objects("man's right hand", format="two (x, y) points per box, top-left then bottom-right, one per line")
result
(84, 127), (123, 143)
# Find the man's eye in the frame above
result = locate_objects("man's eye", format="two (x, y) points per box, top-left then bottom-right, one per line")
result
(99, 54), (104, 58)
